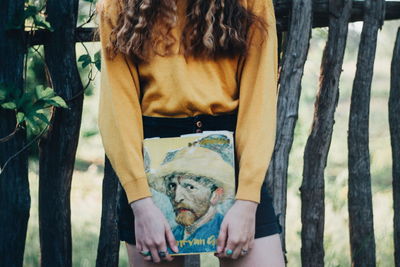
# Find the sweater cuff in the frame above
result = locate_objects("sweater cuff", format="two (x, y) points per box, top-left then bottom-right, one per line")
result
(122, 178), (152, 205)
(234, 179), (264, 204)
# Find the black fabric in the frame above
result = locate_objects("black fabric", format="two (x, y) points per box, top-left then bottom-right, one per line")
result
(116, 112), (282, 245)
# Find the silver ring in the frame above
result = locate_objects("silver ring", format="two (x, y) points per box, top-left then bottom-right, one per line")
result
(139, 250), (151, 257)
(158, 250), (167, 258)
(241, 249), (248, 255)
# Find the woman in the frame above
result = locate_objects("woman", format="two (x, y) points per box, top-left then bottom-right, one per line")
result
(96, 0), (285, 266)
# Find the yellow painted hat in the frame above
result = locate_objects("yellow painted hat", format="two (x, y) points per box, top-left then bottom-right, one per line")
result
(147, 145), (235, 199)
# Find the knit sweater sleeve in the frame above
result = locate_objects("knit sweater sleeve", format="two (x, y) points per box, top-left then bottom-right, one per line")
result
(97, 0), (151, 204)
(234, 0), (278, 203)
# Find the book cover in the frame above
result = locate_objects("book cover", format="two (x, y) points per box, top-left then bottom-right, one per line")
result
(143, 131), (236, 255)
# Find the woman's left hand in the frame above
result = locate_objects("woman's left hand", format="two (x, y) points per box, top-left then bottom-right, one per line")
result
(215, 199), (258, 259)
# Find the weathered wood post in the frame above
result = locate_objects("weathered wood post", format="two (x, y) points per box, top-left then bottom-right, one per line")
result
(96, 156), (121, 267)
(389, 27), (400, 267)
(38, 0), (84, 265)
(266, 1), (312, 265)
(301, 1), (352, 266)
(347, 0), (385, 266)
(0, 0), (30, 266)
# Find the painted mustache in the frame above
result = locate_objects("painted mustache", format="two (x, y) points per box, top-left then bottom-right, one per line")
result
(174, 204), (197, 215)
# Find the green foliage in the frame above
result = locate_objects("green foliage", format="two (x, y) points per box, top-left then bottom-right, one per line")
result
(94, 51), (101, 71)
(0, 83), (68, 137)
(24, 4), (54, 32)
(5, 1), (53, 39)
(78, 50), (101, 71)
(5, 1), (54, 32)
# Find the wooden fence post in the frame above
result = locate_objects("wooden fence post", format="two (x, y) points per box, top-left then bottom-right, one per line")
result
(184, 255), (200, 267)
(300, 1), (352, 266)
(38, 0), (84, 265)
(96, 156), (120, 267)
(265, 0), (312, 265)
(348, 0), (385, 266)
(0, 0), (30, 266)
(389, 27), (400, 267)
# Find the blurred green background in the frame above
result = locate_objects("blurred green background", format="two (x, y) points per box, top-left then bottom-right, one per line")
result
(21, 1), (400, 266)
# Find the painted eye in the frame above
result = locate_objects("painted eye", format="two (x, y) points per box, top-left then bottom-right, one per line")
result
(184, 183), (195, 190)
(168, 183), (176, 190)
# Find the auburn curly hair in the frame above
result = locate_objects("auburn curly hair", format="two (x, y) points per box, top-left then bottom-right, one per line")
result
(97, 0), (268, 63)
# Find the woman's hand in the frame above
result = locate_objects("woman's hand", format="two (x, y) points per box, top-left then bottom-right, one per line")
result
(215, 199), (258, 259)
(130, 197), (179, 263)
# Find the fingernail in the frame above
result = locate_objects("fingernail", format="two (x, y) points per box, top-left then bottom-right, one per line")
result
(217, 246), (221, 253)
(174, 246), (179, 252)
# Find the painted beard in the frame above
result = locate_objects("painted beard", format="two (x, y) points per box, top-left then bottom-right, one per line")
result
(175, 207), (199, 226)
(175, 205), (201, 226)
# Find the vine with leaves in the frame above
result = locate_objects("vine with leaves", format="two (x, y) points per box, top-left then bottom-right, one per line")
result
(0, 0), (101, 175)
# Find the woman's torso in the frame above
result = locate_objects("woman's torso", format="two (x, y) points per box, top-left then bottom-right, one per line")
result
(137, 0), (242, 118)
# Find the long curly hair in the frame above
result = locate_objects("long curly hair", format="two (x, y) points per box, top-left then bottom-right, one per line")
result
(98, 0), (268, 63)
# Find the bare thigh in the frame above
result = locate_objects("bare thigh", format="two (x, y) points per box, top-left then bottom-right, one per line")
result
(219, 233), (285, 267)
(125, 242), (185, 267)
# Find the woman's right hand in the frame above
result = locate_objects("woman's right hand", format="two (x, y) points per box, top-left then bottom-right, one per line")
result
(130, 197), (179, 263)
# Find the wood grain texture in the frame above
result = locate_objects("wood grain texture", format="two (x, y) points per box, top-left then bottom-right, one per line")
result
(389, 27), (400, 267)
(38, 0), (84, 266)
(0, 0), (30, 266)
(347, 0), (385, 266)
(184, 255), (200, 267)
(96, 156), (120, 267)
(300, 1), (352, 266)
(265, 0), (312, 265)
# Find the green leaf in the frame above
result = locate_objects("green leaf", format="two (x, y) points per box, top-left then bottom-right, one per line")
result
(0, 88), (8, 102)
(35, 85), (55, 100)
(94, 51), (101, 71)
(46, 96), (68, 108)
(78, 54), (92, 69)
(35, 85), (44, 98)
(33, 112), (50, 124)
(16, 90), (34, 109)
(31, 99), (50, 111)
(24, 5), (38, 19)
(33, 15), (54, 31)
(16, 112), (25, 124)
(24, 115), (40, 135)
(1, 102), (17, 109)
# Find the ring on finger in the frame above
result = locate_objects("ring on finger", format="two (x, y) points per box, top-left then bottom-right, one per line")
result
(139, 250), (151, 257)
(241, 249), (248, 256)
(158, 250), (167, 258)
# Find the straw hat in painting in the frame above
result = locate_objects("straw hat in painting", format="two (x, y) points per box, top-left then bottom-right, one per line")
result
(146, 134), (235, 200)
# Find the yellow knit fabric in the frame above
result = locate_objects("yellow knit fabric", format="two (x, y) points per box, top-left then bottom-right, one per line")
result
(97, 0), (278, 204)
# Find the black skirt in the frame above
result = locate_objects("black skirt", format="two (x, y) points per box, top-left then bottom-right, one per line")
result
(116, 112), (282, 245)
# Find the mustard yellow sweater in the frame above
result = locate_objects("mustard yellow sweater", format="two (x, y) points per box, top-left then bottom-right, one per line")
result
(97, 0), (278, 204)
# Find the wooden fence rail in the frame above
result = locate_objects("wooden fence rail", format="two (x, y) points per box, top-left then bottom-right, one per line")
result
(23, 0), (400, 45)
(0, 0), (399, 266)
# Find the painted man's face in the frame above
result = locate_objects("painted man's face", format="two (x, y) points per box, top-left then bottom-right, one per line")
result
(165, 173), (214, 226)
